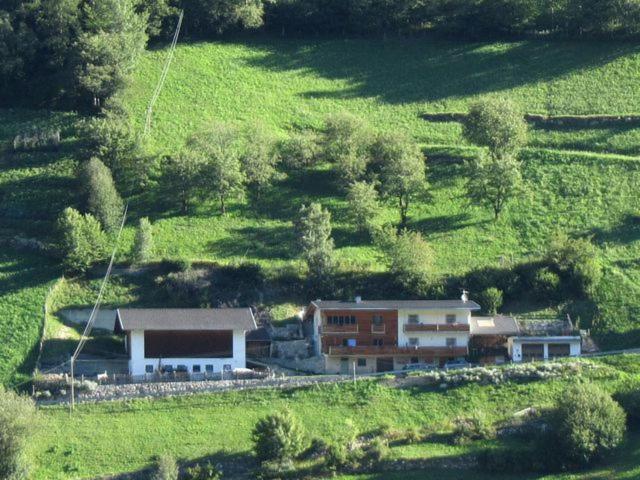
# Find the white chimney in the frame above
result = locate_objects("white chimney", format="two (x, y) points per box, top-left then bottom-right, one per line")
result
(355, 295), (362, 304)
(461, 290), (469, 303)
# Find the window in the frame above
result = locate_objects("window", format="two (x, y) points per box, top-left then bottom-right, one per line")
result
(145, 364), (154, 373)
(372, 314), (383, 325)
(445, 314), (456, 324)
(408, 314), (419, 324)
(373, 338), (384, 346)
(446, 338), (457, 347)
(357, 358), (367, 367)
(192, 365), (201, 373)
(410, 357), (419, 364)
(350, 315), (356, 324)
(408, 337), (419, 346)
(176, 364), (188, 372)
(343, 338), (357, 347)
(205, 364), (214, 373)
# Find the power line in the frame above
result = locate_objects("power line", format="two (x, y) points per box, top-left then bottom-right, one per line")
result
(143, 10), (184, 137)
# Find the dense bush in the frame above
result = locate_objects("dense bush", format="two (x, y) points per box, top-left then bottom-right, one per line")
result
(294, 203), (335, 292)
(613, 386), (640, 429)
(346, 181), (382, 234)
(12, 129), (60, 151)
(79, 157), (124, 233)
(451, 413), (496, 445)
(546, 383), (626, 468)
(546, 233), (603, 294)
(322, 112), (372, 184)
(132, 217), (154, 264)
(184, 461), (222, 480)
(57, 207), (109, 273)
(478, 287), (503, 314)
(252, 410), (306, 463)
(278, 131), (321, 170)
(0, 387), (37, 480)
(159, 268), (211, 305)
(383, 229), (435, 297)
(530, 266), (562, 300)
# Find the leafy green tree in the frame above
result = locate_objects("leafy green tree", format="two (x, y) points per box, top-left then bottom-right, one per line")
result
(137, 0), (180, 40)
(548, 383), (626, 467)
(132, 217), (154, 264)
(152, 452), (178, 480)
(322, 112), (372, 184)
(462, 98), (528, 160)
(188, 124), (246, 214)
(295, 203), (335, 288)
(57, 207), (108, 273)
(0, 386), (36, 480)
(183, 0), (264, 35)
(479, 287), (503, 314)
(465, 153), (522, 220)
(252, 410), (306, 463)
(383, 229), (435, 296)
(374, 131), (426, 227)
(160, 152), (206, 214)
(79, 157), (124, 232)
(240, 122), (279, 198)
(546, 233), (602, 294)
(278, 131), (320, 169)
(76, 0), (148, 108)
(346, 181), (382, 234)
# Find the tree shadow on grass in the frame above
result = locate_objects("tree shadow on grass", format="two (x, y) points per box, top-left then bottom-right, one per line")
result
(588, 213), (640, 246)
(409, 213), (480, 235)
(235, 35), (639, 106)
(208, 224), (297, 261)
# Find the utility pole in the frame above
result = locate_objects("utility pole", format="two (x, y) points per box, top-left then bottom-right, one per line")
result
(69, 355), (75, 413)
(352, 360), (356, 384)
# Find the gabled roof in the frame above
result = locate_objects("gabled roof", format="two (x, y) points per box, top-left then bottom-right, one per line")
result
(309, 299), (481, 311)
(115, 308), (257, 332)
(469, 315), (519, 336)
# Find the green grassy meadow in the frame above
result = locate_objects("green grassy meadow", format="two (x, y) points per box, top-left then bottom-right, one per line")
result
(30, 356), (640, 479)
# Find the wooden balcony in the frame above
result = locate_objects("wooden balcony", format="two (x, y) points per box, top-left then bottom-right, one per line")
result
(403, 323), (470, 333)
(326, 345), (468, 356)
(320, 324), (359, 334)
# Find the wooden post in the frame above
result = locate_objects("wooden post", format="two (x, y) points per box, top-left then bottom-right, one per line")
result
(69, 356), (75, 413)
(352, 360), (356, 385)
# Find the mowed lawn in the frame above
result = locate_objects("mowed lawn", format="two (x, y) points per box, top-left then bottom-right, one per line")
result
(31, 357), (639, 479)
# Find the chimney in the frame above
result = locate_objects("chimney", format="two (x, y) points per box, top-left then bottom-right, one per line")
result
(461, 290), (469, 303)
(355, 295), (362, 304)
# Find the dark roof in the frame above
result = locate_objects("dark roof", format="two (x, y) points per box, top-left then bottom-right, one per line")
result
(115, 308), (256, 332)
(309, 299), (481, 311)
(247, 327), (271, 342)
(469, 316), (519, 336)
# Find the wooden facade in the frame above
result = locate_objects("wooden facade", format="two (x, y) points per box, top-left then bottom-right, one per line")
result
(144, 330), (233, 358)
(319, 309), (398, 354)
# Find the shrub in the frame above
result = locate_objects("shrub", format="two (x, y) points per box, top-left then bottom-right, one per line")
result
(322, 112), (372, 183)
(478, 287), (503, 314)
(79, 157), (124, 232)
(323, 443), (354, 472)
(451, 413), (496, 445)
(0, 387), (37, 480)
(613, 386), (640, 429)
(360, 437), (389, 467)
(252, 410), (306, 463)
(132, 217), (154, 264)
(546, 233), (602, 294)
(57, 207), (108, 273)
(152, 453), (178, 480)
(547, 383), (626, 467)
(184, 461), (222, 480)
(12, 129), (60, 151)
(382, 229), (435, 296)
(160, 268), (211, 306)
(346, 181), (382, 234)
(294, 203), (335, 292)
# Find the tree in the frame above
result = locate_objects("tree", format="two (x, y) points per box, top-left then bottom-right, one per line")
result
(478, 287), (503, 314)
(346, 181), (382, 234)
(188, 124), (246, 214)
(384, 229), (435, 296)
(548, 383), (626, 467)
(240, 122), (279, 198)
(0, 387), (36, 480)
(252, 410), (305, 463)
(161, 152), (206, 214)
(294, 203), (335, 288)
(374, 131), (426, 227)
(79, 157), (124, 232)
(278, 131), (320, 169)
(546, 233), (602, 294)
(57, 207), (108, 273)
(76, 0), (148, 108)
(132, 217), (154, 264)
(462, 98), (528, 160)
(137, 0), (180, 40)
(465, 153), (522, 220)
(152, 452), (178, 480)
(322, 112), (372, 184)
(183, 0), (264, 35)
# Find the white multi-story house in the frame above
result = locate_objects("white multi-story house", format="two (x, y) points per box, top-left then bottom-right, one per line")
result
(303, 295), (481, 373)
(114, 308), (256, 376)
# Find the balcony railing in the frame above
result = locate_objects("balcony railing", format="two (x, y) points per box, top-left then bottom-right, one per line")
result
(403, 323), (470, 333)
(326, 345), (468, 356)
(371, 324), (386, 334)
(320, 324), (359, 334)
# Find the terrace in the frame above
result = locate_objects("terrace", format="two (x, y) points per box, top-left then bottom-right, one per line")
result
(403, 323), (470, 332)
(326, 345), (467, 356)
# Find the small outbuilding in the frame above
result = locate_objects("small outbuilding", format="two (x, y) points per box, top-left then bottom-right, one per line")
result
(114, 308), (256, 376)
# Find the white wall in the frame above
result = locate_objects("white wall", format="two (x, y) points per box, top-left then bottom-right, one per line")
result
(128, 329), (248, 376)
(397, 308), (471, 348)
(508, 337), (581, 362)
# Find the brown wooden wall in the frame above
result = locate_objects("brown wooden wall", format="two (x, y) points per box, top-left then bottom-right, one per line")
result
(144, 330), (233, 358)
(320, 309), (397, 353)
